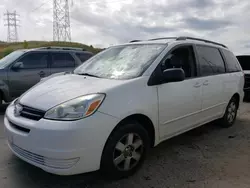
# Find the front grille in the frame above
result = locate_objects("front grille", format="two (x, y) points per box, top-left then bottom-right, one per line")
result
(244, 74), (250, 89)
(9, 121), (30, 133)
(10, 143), (79, 169)
(20, 105), (45, 121)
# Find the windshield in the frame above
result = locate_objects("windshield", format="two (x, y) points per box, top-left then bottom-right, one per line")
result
(74, 44), (165, 79)
(0, 50), (25, 69)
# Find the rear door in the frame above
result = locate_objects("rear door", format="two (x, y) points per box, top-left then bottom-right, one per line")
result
(8, 52), (50, 97)
(222, 50), (244, 100)
(50, 52), (76, 74)
(195, 45), (227, 122)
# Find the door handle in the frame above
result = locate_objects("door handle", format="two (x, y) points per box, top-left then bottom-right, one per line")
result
(203, 80), (209, 86)
(38, 71), (45, 77)
(193, 82), (201, 88)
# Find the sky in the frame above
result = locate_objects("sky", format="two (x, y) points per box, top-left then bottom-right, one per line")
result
(0, 0), (249, 55)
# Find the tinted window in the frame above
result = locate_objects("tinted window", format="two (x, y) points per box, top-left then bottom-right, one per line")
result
(17, 52), (48, 69)
(222, 50), (241, 72)
(51, 53), (75, 68)
(76, 53), (93, 62)
(237, 56), (250, 70)
(196, 46), (225, 76)
(161, 46), (197, 78)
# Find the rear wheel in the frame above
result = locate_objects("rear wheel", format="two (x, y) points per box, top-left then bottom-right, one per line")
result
(219, 97), (238, 128)
(100, 121), (149, 179)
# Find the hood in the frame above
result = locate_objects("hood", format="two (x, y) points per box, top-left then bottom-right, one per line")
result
(40, 71), (69, 82)
(19, 74), (127, 111)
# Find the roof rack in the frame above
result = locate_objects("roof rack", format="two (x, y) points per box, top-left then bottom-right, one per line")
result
(129, 40), (142, 43)
(38, 46), (86, 51)
(129, 36), (227, 48)
(176, 36), (227, 48)
(129, 37), (177, 43)
(148, 37), (177, 41)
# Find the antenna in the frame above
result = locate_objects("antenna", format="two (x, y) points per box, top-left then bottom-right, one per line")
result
(4, 10), (20, 42)
(53, 0), (71, 42)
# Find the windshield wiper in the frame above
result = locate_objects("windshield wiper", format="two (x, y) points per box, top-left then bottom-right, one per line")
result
(77, 73), (100, 78)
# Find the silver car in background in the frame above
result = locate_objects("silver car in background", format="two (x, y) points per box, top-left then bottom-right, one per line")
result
(0, 47), (93, 104)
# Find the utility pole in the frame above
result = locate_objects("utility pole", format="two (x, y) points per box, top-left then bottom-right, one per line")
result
(53, 0), (71, 42)
(4, 11), (20, 42)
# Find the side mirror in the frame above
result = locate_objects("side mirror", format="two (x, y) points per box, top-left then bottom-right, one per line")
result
(12, 62), (24, 70)
(162, 68), (185, 83)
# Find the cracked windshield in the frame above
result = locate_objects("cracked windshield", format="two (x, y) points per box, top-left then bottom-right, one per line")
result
(74, 44), (165, 79)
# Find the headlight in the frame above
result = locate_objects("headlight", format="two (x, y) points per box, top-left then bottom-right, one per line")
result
(44, 93), (105, 121)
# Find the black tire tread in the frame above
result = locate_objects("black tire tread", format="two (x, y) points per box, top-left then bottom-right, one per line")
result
(100, 121), (149, 179)
(219, 97), (239, 128)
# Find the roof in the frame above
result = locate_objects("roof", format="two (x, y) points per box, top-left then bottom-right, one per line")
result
(119, 36), (228, 50)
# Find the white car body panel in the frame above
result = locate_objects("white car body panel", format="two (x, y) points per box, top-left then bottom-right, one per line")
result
(4, 40), (245, 176)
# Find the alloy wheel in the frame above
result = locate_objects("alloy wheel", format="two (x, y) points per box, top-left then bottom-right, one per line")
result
(113, 133), (144, 171)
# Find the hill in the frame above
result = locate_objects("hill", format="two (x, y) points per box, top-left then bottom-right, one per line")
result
(0, 41), (103, 58)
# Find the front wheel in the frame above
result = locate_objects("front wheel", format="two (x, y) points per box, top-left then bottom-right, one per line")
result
(100, 121), (149, 179)
(219, 97), (238, 128)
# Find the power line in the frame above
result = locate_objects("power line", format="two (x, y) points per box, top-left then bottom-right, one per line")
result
(4, 10), (20, 42)
(53, 0), (71, 41)
(30, 0), (52, 13)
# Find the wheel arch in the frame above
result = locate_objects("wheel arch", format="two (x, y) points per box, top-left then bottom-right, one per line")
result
(232, 92), (240, 108)
(104, 114), (156, 150)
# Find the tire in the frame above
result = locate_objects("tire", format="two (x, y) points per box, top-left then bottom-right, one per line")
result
(219, 97), (239, 128)
(100, 121), (150, 179)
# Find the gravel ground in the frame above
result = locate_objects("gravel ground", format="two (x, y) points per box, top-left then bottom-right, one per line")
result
(0, 102), (250, 188)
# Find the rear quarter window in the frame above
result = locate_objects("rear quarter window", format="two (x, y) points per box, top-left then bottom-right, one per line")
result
(222, 50), (241, 72)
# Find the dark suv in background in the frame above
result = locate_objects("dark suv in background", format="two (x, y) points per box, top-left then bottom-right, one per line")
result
(237, 55), (250, 100)
(0, 46), (93, 104)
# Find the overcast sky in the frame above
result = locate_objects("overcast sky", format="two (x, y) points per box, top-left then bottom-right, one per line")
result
(0, 0), (249, 54)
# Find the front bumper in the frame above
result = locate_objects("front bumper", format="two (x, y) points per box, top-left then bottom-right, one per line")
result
(4, 104), (119, 175)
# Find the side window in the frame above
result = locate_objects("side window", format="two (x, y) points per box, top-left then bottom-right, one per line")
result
(76, 53), (93, 62)
(17, 53), (48, 69)
(51, 53), (75, 68)
(161, 46), (197, 78)
(222, 50), (241, 72)
(196, 46), (225, 76)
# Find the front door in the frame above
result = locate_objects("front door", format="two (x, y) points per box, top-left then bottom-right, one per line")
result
(8, 52), (50, 97)
(157, 45), (203, 139)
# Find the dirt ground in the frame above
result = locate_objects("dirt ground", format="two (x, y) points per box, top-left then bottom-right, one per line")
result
(0, 103), (250, 188)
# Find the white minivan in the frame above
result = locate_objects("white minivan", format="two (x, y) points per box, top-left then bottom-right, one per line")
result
(4, 37), (244, 178)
